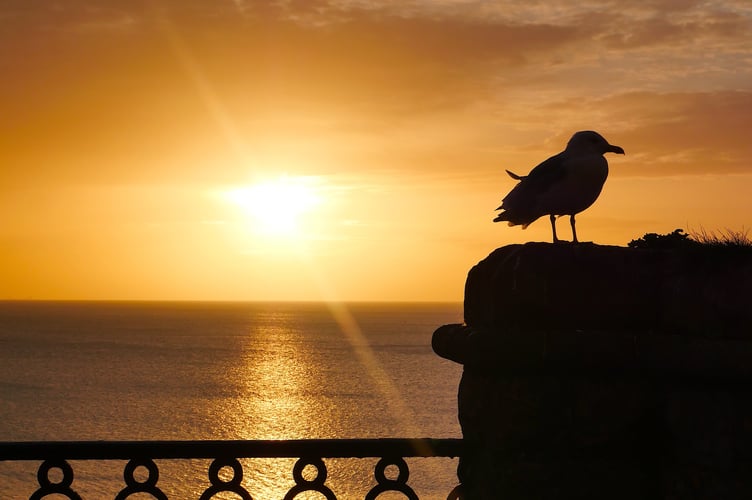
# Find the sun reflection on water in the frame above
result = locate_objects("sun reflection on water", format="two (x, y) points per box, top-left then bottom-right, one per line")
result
(213, 307), (444, 499)
(235, 323), (311, 439)
(229, 320), (320, 498)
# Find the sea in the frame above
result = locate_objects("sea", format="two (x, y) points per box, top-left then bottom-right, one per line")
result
(0, 301), (464, 499)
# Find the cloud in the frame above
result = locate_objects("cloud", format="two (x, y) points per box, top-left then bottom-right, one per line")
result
(603, 91), (752, 176)
(516, 90), (752, 177)
(1, 0), (749, 187)
(590, 7), (751, 51)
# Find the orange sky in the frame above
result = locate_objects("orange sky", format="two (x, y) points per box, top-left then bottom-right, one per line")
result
(1, 1), (751, 301)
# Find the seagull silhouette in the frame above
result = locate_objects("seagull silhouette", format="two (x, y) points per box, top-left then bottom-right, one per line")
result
(493, 131), (625, 243)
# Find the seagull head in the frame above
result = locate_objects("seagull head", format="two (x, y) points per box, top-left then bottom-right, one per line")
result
(566, 130), (625, 155)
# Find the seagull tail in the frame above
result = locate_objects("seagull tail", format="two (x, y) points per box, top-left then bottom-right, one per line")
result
(493, 211), (529, 229)
(494, 208), (538, 229)
(506, 170), (526, 181)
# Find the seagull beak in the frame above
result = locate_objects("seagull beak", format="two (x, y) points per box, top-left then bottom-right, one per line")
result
(607, 144), (625, 155)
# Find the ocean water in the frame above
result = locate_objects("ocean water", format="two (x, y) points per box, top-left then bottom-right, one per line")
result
(0, 301), (464, 499)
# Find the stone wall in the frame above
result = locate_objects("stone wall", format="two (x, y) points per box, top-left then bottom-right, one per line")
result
(433, 242), (752, 500)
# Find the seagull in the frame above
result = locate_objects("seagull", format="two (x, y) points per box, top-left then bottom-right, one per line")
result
(493, 130), (625, 243)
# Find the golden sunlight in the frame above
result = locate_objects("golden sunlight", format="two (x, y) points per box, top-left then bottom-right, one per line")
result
(223, 176), (322, 237)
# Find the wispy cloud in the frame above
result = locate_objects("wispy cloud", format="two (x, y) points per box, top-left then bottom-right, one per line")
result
(1, 0), (749, 186)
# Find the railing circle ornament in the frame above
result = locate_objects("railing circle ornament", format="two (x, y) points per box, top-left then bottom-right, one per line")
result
(374, 456), (410, 484)
(366, 457), (418, 500)
(37, 459), (74, 488)
(284, 457), (337, 500)
(208, 457), (244, 486)
(115, 458), (168, 500)
(30, 459), (83, 500)
(199, 457), (253, 500)
(292, 456), (328, 485)
(124, 458), (160, 487)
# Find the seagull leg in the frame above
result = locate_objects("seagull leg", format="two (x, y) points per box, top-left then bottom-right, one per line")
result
(570, 214), (578, 243)
(550, 214), (559, 243)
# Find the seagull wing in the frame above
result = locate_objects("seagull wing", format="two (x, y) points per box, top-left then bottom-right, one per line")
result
(497, 152), (568, 210)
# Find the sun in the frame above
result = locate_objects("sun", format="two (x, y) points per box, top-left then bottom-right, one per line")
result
(223, 176), (321, 237)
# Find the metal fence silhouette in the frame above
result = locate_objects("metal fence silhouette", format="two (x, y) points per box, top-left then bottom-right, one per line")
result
(1, 438), (464, 499)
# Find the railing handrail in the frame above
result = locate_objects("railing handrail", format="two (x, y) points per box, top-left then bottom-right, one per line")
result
(0, 438), (465, 460)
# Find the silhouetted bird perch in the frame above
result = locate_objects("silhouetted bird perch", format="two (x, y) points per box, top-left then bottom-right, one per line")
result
(493, 131), (625, 243)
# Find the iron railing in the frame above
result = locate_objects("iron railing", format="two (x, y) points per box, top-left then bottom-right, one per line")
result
(0, 438), (464, 499)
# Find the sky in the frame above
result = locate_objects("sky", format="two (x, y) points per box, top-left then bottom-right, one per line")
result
(1, 0), (751, 301)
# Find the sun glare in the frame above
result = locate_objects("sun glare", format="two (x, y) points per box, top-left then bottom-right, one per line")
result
(224, 177), (321, 237)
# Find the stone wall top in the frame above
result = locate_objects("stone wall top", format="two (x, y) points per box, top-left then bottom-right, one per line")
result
(463, 242), (752, 339)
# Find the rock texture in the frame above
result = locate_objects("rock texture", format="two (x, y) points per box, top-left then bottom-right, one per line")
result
(434, 242), (752, 500)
